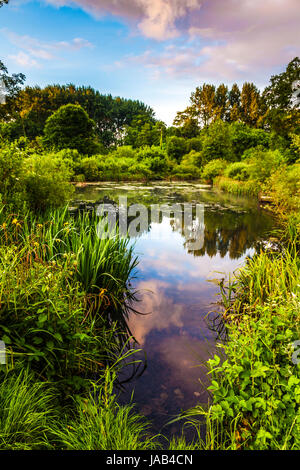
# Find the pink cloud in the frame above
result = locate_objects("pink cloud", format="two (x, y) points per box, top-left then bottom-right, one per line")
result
(45, 0), (202, 40)
(45, 0), (300, 80)
(2, 29), (94, 68)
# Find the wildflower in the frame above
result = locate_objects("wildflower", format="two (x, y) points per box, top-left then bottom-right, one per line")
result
(1, 223), (7, 230)
(12, 218), (18, 225)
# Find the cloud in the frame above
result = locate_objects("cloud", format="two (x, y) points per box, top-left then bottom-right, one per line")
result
(45, 0), (202, 40)
(45, 0), (300, 81)
(2, 29), (93, 68)
(8, 51), (40, 68)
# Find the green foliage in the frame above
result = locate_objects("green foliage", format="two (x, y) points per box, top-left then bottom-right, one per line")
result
(181, 237), (300, 450)
(166, 136), (187, 162)
(185, 137), (202, 153)
(266, 163), (300, 215)
(229, 122), (270, 160)
(202, 159), (227, 182)
(243, 147), (286, 183)
(224, 162), (251, 181)
(137, 146), (169, 174)
(3, 83), (154, 147)
(206, 297), (300, 449)
(79, 156), (101, 181)
(124, 115), (165, 148)
(263, 57), (300, 110)
(201, 120), (233, 163)
(0, 143), (26, 210)
(0, 209), (138, 390)
(24, 153), (74, 211)
(43, 104), (98, 154)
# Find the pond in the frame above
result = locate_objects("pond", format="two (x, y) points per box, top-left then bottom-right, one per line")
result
(74, 182), (277, 438)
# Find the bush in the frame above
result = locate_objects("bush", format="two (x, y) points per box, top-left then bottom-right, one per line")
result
(214, 176), (259, 196)
(43, 104), (99, 154)
(243, 147), (286, 183)
(181, 150), (203, 168)
(24, 153), (74, 211)
(78, 156), (100, 181)
(0, 143), (26, 210)
(202, 159), (227, 182)
(266, 163), (300, 214)
(166, 136), (187, 162)
(224, 162), (251, 181)
(113, 146), (136, 159)
(185, 137), (202, 153)
(229, 122), (270, 160)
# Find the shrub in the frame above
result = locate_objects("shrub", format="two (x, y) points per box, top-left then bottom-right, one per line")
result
(181, 150), (203, 168)
(224, 162), (251, 181)
(229, 122), (270, 160)
(214, 176), (259, 197)
(266, 163), (300, 214)
(166, 136), (187, 162)
(24, 153), (74, 211)
(79, 156), (100, 181)
(113, 146), (136, 159)
(202, 159), (227, 182)
(243, 147), (286, 183)
(43, 104), (98, 154)
(185, 137), (202, 153)
(0, 143), (26, 210)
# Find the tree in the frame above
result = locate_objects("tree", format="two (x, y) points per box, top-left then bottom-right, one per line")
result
(263, 57), (300, 110)
(174, 84), (217, 129)
(240, 83), (262, 127)
(124, 114), (165, 148)
(201, 119), (234, 163)
(228, 84), (241, 122)
(215, 84), (229, 121)
(0, 60), (25, 122)
(166, 136), (187, 162)
(262, 57), (300, 139)
(4, 84), (155, 146)
(0, 1), (9, 7)
(43, 104), (98, 154)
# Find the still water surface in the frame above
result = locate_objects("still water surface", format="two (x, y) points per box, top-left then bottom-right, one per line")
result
(74, 182), (277, 436)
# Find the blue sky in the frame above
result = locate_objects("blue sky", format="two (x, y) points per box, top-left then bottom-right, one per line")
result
(1, 0), (299, 124)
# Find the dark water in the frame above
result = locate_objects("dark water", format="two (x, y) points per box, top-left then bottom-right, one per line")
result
(74, 182), (277, 437)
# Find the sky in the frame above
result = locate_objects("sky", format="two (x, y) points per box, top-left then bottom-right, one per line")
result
(1, 0), (299, 124)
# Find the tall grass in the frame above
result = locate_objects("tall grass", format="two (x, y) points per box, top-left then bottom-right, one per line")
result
(0, 207), (139, 336)
(50, 367), (159, 450)
(0, 368), (55, 450)
(214, 176), (259, 197)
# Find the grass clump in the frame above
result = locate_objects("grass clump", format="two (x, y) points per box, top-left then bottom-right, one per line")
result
(0, 368), (55, 450)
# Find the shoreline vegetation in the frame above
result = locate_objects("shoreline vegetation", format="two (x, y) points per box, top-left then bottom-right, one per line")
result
(0, 56), (299, 449)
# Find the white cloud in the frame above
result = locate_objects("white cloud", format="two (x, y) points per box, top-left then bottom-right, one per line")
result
(2, 29), (94, 68)
(8, 51), (39, 68)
